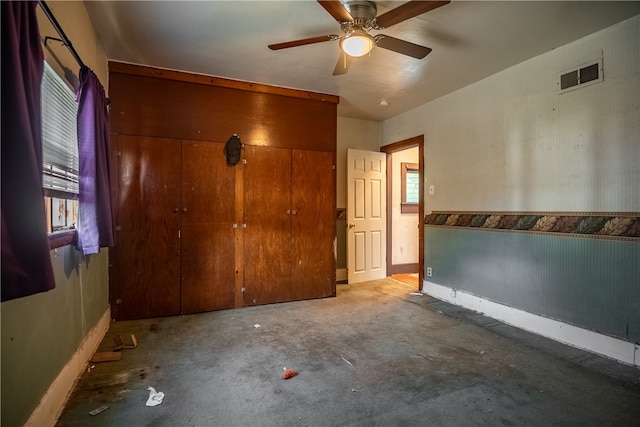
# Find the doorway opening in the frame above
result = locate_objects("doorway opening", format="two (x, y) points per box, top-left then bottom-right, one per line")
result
(380, 136), (424, 290)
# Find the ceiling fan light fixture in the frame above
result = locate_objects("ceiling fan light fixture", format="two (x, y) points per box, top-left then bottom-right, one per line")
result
(340, 32), (375, 57)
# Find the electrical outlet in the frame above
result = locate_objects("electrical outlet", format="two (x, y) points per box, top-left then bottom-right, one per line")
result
(426, 267), (432, 277)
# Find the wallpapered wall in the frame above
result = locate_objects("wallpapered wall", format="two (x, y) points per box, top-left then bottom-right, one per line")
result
(382, 16), (640, 343)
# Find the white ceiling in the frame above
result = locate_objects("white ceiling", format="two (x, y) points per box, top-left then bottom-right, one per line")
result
(83, 1), (640, 122)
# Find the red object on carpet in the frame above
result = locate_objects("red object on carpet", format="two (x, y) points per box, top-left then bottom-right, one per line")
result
(282, 369), (298, 379)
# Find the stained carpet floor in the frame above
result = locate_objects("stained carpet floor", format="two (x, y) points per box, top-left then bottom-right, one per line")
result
(56, 279), (640, 426)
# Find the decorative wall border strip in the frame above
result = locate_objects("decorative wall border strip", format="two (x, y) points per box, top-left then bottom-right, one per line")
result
(424, 211), (640, 242)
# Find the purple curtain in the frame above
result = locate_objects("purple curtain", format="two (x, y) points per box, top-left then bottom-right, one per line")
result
(75, 66), (115, 255)
(1, 1), (56, 301)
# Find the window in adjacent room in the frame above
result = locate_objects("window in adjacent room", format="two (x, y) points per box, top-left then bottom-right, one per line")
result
(41, 61), (79, 240)
(401, 162), (419, 214)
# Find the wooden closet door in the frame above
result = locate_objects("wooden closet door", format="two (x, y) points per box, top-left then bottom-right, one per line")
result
(110, 135), (181, 320)
(181, 140), (236, 313)
(291, 150), (336, 300)
(243, 145), (292, 305)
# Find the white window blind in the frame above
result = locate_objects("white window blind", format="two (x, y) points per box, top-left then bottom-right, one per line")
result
(41, 61), (79, 195)
(405, 169), (419, 203)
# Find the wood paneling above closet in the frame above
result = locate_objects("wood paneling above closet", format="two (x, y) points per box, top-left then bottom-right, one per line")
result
(109, 62), (338, 152)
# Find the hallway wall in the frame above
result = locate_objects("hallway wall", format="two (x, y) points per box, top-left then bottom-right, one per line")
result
(381, 16), (640, 348)
(337, 117), (381, 210)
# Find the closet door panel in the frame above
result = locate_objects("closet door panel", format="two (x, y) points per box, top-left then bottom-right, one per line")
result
(243, 145), (292, 305)
(181, 224), (235, 312)
(181, 140), (236, 313)
(110, 135), (181, 320)
(291, 150), (336, 299)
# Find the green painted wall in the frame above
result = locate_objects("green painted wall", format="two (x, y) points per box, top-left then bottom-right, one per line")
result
(1, 247), (109, 427)
(1, 3), (111, 425)
(425, 227), (640, 342)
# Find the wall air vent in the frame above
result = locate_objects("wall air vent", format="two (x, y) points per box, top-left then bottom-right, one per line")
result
(558, 56), (603, 93)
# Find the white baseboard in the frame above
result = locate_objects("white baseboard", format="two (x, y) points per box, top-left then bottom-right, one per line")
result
(25, 307), (111, 427)
(336, 268), (348, 281)
(423, 281), (639, 368)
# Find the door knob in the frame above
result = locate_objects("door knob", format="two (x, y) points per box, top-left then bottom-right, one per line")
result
(348, 223), (355, 229)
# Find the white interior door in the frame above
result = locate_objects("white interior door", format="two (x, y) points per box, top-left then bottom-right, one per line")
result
(347, 149), (387, 284)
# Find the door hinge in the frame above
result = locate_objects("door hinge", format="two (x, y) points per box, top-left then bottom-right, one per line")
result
(178, 230), (181, 239)
(241, 287), (246, 293)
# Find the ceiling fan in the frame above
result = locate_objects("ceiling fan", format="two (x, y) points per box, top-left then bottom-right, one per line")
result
(268, 0), (450, 75)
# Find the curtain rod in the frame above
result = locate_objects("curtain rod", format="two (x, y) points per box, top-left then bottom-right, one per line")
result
(38, 0), (85, 69)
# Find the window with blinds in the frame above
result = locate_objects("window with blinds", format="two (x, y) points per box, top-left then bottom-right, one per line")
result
(42, 61), (79, 195)
(401, 162), (419, 214)
(41, 61), (79, 232)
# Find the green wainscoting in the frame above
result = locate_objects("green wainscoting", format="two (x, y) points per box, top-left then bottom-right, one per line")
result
(425, 226), (640, 343)
(1, 246), (109, 427)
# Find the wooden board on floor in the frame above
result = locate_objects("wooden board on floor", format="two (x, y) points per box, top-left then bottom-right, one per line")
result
(391, 273), (419, 287)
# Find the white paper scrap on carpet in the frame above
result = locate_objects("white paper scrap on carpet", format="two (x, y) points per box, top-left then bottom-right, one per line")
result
(146, 386), (165, 407)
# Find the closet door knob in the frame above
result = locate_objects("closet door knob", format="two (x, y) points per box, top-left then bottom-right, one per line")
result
(173, 208), (179, 213)
(182, 208), (188, 213)
(292, 210), (297, 215)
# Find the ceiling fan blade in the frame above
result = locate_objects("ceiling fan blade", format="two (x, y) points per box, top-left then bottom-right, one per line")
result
(375, 1), (450, 28)
(333, 51), (353, 75)
(317, 0), (353, 22)
(268, 35), (337, 50)
(375, 35), (432, 59)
